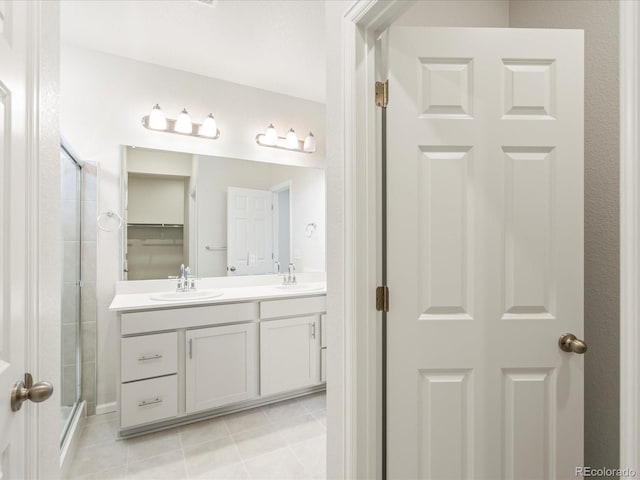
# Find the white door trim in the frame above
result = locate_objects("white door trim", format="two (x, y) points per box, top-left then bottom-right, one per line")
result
(333, 2), (410, 479)
(25, 0), (61, 477)
(620, 1), (640, 477)
(270, 180), (292, 271)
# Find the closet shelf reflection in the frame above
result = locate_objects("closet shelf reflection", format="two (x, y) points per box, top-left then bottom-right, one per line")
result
(127, 223), (184, 228)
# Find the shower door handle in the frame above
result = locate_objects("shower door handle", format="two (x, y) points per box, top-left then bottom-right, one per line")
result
(11, 373), (54, 412)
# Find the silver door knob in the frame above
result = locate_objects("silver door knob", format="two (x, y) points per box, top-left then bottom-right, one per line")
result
(11, 373), (54, 412)
(228, 266), (236, 272)
(558, 333), (588, 354)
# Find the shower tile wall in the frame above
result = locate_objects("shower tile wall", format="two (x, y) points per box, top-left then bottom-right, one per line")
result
(82, 163), (98, 415)
(62, 157), (81, 409)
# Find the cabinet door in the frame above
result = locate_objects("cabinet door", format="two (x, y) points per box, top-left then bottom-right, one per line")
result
(260, 316), (320, 396)
(185, 323), (257, 413)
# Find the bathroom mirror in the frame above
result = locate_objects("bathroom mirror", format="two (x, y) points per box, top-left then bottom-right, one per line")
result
(122, 146), (325, 280)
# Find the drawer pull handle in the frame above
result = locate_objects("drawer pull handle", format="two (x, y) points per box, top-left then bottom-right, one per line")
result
(189, 339), (193, 359)
(138, 397), (163, 407)
(138, 354), (163, 362)
(311, 322), (316, 339)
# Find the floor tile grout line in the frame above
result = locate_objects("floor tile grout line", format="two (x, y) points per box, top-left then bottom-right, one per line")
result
(177, 423), (191, 480)
(286, 442), (316, 479)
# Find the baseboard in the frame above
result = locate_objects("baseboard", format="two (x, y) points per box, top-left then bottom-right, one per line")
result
(60, 401), (86, 478)
(96, 401), (117, 416)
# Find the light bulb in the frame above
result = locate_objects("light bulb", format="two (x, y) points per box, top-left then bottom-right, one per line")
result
(199, 114), (218, 137)
(174, 108), (193, 134)
(148, 104), (167, 130)
(264, 123), (278, 146)
(303, 132), (316, 152)
(285, 128), (298, 150)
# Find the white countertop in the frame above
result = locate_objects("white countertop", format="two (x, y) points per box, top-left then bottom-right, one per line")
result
(109, 280), (326, 312)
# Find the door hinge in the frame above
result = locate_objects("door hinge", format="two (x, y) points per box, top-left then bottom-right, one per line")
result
(376, 286), (389, 312)
(375, 80), (388, 108)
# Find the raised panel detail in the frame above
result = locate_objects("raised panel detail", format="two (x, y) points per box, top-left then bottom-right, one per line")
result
(503, 59), (555, 119)
(503, 368), (555, 480)
(418, 369), (474, 479)
(419, 147), (473, 320)
(0, 0), (11, 46)
(419, 58), (473, 119)
(0, 1), (4, 35)
(503, 147), (555, 320)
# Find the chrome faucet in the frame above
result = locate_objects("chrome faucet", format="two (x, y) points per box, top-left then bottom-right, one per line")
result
(283, 262), (296, 285)
(170, 264), (196, 292)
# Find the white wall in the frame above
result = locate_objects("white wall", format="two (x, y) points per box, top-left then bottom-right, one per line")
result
(128, 176), (186, 225)
(395, 0), (509, 27)
(271, 164), (326, 273)
(61, 44), (326, 411)
(195, 155), (325, 277)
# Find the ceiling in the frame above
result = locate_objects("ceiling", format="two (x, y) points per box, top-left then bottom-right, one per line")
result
(60, 0), (326, 103)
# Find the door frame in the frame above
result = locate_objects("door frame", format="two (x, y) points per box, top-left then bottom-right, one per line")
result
(330, 1), (409, 478)
(619, 1), (640, 477)
(269, 180), (292, 273)
(24, 0), (61, 477)
(336, 0), (636, 478)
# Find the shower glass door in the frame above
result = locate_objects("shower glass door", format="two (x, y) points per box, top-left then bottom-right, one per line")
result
(61, 146), (82, 445)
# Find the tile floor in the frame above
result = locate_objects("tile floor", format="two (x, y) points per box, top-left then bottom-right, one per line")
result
(67, 392), (326, 480)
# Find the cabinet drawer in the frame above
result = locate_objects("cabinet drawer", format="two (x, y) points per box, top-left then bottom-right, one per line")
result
(121, 332), (177, 382)
(120, 375), (177, 429)
(121, 302), (256, 335)
(260, 296), (326, 319)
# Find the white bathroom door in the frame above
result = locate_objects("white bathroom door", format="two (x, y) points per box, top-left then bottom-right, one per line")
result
(386, 27), (584, 479)
(227, 187), (273, 275)
(0, 0), (47, 477)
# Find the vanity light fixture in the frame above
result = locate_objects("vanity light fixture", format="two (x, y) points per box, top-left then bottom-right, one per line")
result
(264, 124), (278, 146)
(284, 128), (299, 149)
(303, 132), (316, 153)
(148, 104), (167, 130)
(199, 114), (218, 138)
(141, 104), (221, 140)
(174, 108), (193, 134)
(255, 124), (316, 153)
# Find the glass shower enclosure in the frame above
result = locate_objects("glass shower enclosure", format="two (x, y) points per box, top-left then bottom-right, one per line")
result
(60, 145), (82, 445)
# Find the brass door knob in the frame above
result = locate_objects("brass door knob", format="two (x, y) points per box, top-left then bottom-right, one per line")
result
(558, 333), (588, 354)
(11, 373), (54, 412)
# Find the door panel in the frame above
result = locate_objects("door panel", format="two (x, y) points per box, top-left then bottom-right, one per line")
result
(0, 0), (29, 477)
(227, 187), (273, 275)
(185, 323), (256, 413)
(386, 27), (583, 479)
(260, 316), (319, 396)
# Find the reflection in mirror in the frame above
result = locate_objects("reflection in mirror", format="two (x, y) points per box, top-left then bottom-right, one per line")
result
(123, 146), (325, 280)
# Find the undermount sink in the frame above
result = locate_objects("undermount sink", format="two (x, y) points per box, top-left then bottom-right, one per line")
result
(272, 283), (325, 293)
(149, 290), (223, 302)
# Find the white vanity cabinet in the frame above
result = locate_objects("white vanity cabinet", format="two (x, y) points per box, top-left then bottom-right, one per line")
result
(115, 291), (326, 435)
(185, 322), (257, 413)
(260, 316), (319, 396)
(258, 296), (326, 396)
